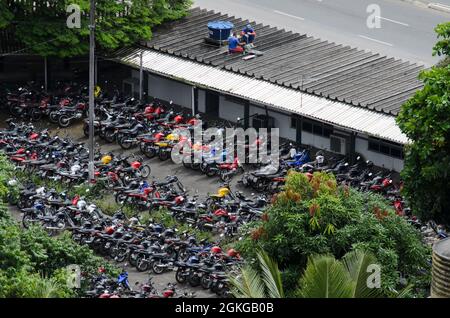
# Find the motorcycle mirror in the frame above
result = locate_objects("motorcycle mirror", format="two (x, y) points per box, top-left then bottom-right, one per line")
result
(237, 117), (241, 122)
(169, 100), (173, 105)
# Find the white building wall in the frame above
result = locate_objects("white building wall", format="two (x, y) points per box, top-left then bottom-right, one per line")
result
(302, 132), (331, 151)
(219, 96), (244, 122)
(355, 136), (404, 171)
(249, 104), (296, 141)
(143, 73), (192, 108)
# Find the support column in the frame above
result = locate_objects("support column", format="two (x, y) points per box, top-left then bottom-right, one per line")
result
(349, 132), (356, 164)
(139, 51), (143, 101)
(244, 100), (250, 129)
(191, 86), (197, 116)
(94, 55), (98, 85)
(295, 115), (302, 144)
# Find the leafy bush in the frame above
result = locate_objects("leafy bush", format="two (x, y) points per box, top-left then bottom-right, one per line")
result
(0, 208), (118, 298)
(235, 171), (431, 297)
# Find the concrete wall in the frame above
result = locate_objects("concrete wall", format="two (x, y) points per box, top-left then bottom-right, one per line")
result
(136, 71), (192, 108)
(218, 96), (245, 122)
(355, 136), (404, 171)
(249, 104), (297, 140)
(302, 132), (331, 151)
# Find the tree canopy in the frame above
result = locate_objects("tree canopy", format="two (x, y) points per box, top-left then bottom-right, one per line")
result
(396, 22), (450, 225)
(0, 0), (192, 57)
(235, 171), (430, 297)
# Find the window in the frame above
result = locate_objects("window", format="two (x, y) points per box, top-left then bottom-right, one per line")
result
(302, 121), (312, 133)
(368, 137), (404, 159)
(323, 127), (333, 138)
(291, 117), (297, 129)
(313, 124), (323, 136)
(302, 119), (333, 138)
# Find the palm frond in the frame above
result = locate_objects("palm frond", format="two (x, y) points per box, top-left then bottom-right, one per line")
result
(298, 254), (354, 298)
(229, 265), (266, 298)
(256, 250), (285, 298)
(342, 250), (382, 298)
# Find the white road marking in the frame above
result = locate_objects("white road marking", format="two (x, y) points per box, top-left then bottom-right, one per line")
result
(358, 35), (394, 47)
(273, 10), (305, 21)
(376, 16), (409, 27)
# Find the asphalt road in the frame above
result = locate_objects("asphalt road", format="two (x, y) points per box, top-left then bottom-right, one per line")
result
(193, 0), (450, 66)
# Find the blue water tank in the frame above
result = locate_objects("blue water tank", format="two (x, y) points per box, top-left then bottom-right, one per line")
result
(207, 21), (234, 41)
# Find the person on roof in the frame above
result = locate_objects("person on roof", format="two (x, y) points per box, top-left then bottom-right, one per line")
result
(241, 24), (256, 45)
(228, 32), (244, 54)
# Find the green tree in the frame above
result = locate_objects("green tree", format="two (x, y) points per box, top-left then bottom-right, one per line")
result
(235, 171), (430, 297)
(0, 0), (192, 57)
(396, 22), (450, 225)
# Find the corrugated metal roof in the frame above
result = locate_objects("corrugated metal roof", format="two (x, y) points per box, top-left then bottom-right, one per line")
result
(142, 7), (424, 116)
(114, 47), (408, 145)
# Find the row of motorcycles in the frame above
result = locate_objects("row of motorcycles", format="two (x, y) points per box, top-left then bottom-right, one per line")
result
(1, 121), (268, 236)
(11, 182), (241, 298)
(3, 82), (96, 127)
(0, 120), (270, 297)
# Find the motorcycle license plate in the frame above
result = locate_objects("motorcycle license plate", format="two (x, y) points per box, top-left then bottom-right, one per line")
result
(218, 283), (223, 288)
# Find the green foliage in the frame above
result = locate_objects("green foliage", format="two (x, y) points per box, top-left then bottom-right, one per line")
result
(0, 154), (18, 202)
(0, 212), (118, 298)
(297, 250), (382, 298)
(235, 171), (431, 297)
(230, 249), (285, 298)
(433, 22), (450, 57)
(396, 24), (450, 225)
(1, 0), (192, 57)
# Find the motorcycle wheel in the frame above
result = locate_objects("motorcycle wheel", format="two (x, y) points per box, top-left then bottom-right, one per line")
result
(115, 248), (128, 263)
(143, 145), (156, 159)
(58, 115), (71, 128)
(175, 268), (187, 284)
(22, 214), (33, 229)
(115, 193), (128, 205)
(220, 171), (231, 182)
(200, 275), (212, 290)
(118, 137), (133, 150)
(49, 111), (59, 124)
(140, 165), (151, 178)
(152, 261), (165, 275)
(104, 130), (116, 143)
(10, 106), (22, 117)
(205, 166), (216, 177)
(30, 109), (42, 122)
(136, 257), (150, 272)
(128, 253), (138, 267)
(158, 150), (169, 161)
(188, 275), (201, 287)
(200, 162), (208, 173)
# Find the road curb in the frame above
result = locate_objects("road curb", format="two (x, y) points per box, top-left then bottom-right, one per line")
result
(398, 0), (450, 13)
(428, 2), (450, 13)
